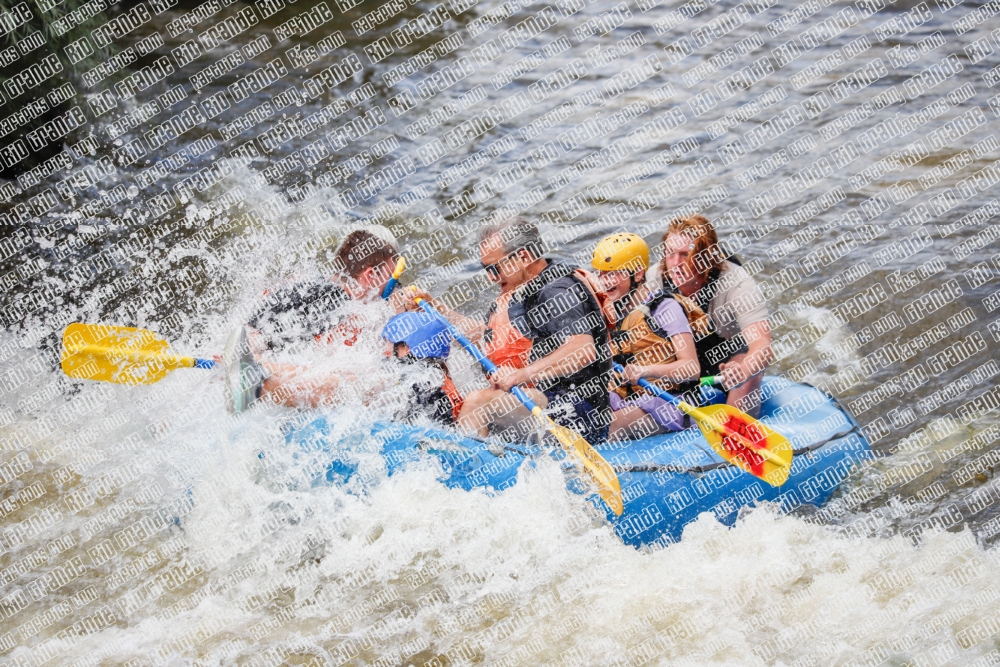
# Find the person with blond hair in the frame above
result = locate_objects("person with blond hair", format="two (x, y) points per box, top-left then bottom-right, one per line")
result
(653, 215), (773, 416)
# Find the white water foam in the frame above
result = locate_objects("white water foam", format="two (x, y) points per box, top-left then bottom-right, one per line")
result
(5, 327), (1000, 665)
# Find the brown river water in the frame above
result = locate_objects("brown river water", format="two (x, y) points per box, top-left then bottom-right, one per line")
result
(2, 0), (1000, 662)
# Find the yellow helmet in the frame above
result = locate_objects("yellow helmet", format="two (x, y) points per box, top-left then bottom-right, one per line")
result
(591, 233), (649, 273)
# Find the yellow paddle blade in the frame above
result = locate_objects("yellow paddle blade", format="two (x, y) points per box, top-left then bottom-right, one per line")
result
(685, 402), (793, 487)
(392, 256), (406, 279)
(537, 411), (623, 515)
(61, 323), (193, 385)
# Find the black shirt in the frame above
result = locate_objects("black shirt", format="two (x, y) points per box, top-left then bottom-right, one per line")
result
(405, 381), (456, 426)
(506, 261), (612, 415)
(247, 281), (351, 351)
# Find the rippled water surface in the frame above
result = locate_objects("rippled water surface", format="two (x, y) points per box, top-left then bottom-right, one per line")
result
(2, 0), (1000, 662)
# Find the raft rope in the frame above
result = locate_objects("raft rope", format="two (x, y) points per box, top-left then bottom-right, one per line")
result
(439, 414), (865, 476)
(425, 384), (872, 479)
(609, 424), (863, 474)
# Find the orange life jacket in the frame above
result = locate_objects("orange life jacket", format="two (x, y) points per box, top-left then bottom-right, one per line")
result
(610, 291), (710, 399)
(441, 373), (464, 423)
(483, 266), (615, 370)
(315, 320), (361, 347)
(484, 290), (533, 370)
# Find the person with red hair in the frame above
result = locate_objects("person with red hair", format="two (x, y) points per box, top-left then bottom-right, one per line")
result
(654, 215), (773, 417)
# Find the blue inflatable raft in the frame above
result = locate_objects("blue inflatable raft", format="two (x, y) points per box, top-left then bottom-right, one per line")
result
(288, 377), (872, 548)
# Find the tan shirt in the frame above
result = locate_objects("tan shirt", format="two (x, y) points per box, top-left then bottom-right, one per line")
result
(647, 261), (768, 340)
(705, 261), (769, 340)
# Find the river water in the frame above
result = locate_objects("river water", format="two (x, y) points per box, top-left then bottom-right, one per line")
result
(2, 0), (1000, 662)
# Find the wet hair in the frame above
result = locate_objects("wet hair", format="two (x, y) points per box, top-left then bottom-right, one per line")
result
(332, 229), (399, 280)
(478, 216), (545, 260)
(662, 215), (723, 277)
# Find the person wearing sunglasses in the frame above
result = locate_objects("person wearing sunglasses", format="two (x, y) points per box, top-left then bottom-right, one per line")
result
(408, 217), (614, 444)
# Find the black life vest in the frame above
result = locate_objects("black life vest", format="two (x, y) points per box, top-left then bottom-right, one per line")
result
(669, 256), (746, 377)
(506, 261), (613, 409)
(403, 360), (464, 426)
(248, 281), (353, 351)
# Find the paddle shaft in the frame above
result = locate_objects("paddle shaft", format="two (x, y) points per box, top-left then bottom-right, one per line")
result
(414, 299), (539, 410)
(612, 363), (785, 466)
(75, 344), (215, 369)
(414, 296), (623, 517)
(381, 279), (400, 300)
(381, 257), (407, 300)
(613, 363), (692, 411)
